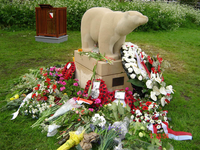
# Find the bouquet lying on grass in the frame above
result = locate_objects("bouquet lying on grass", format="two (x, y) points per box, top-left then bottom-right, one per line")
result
(2, 42), (192, 150)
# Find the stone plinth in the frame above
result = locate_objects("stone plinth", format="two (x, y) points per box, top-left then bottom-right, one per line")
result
(74, 50), (132, 92)
(35, 35), (68, 43)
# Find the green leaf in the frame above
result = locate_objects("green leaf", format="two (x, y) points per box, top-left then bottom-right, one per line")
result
(126, 104), (131, 112)
(127, 79), (145, 88)
(134, 101), (140, 107)
(118, 101), (124, 115)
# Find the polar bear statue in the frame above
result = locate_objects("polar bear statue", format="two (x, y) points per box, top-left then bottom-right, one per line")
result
(81, 7), (148, 60)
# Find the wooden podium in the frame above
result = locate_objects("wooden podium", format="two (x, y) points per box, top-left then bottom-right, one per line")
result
(35, 4), (68, 43)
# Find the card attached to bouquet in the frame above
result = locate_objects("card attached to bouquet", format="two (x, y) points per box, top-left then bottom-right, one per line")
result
(67, 63), (71, 69)
(115, 91), (125, 100)
(93, 81), (100, 90)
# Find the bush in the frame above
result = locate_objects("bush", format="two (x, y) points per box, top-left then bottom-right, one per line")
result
(0, 0), (200, 31)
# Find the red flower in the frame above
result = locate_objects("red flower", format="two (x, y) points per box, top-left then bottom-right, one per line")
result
(146, 101), (152, 106)
(43, 73), (48, 77)
(148, 56), (153, 64)
(40, 68), (43, 71)
(43, 96), (48, 101)
(142, 106), (148, 110)
(32, 93), (36, 98)
(46, 78), (51, 82)
(157, 54), (163, 64)
(34, 87), (39, 90)
(37, 84), (40, 87)
(158, 65), (161, 72)
(151, 67), (157, 73)
(52, 84), (57, 90)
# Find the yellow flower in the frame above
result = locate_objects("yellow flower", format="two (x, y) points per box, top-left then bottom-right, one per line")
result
(73, 57), (75, 62)
(64, 93), (67, 95)
(10, 94), (19, 101)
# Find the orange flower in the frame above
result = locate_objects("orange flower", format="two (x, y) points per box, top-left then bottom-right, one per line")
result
(78, 48), (82, 52)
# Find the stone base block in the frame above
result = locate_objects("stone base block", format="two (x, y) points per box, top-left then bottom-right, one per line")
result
(35, 35), (68, 43)
(74, 50), (132, 92)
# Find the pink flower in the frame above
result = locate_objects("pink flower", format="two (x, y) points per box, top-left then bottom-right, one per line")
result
(77, 90), (82, 95)
(62, 81), (66, 85)
(88, 108), (94, 112)
(94, 98), (101, 104)
(74, 79), (79, 82)
(50, 67), (55, 71)
(58, 74), (63, 77)
(60, 86), (65, 91)
(128, 91), (133, 95)
(83, 94), (88, 98)
(59, 77), (64, 81)
(49, 72), (53, 76)
(76, 111), (79, 114)
(73, 83), (78, 86)
(125, 87), (129, 91)
(55, 68), (61, 72)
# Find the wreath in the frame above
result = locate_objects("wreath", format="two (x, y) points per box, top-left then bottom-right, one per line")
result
(62, 62), (76, 80)
(83, 79), (108, 107)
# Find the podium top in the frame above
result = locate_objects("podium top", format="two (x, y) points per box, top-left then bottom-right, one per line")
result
(39, 4), (53, 9)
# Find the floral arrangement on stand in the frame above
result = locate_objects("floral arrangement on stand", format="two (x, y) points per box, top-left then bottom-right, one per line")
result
(1, 43), (192, 150)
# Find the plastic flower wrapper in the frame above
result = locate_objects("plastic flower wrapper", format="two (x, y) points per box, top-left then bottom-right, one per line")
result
(46, 97), (81, 121)
(57, 126), (85, 150)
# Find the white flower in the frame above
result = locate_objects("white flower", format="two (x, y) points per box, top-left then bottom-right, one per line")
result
(155, 73), (162, 83)
(150, 91), (157, 101)
(160, 87), (167, 95)
(153, 86), (160, 95)
(140, 125), (145, 130)
(125, 63), (131, 69)
(161, 96), (166, 107)
(138, 75), (142, 81)
(146, 80), (153, 89)
(157, 120), (162, 124)
(133, 67), (141, 74)
(140, 116), (144, 120)
(131, 115), (134, 120)
(130, 73), (136, 79)
(128, 67), (133, 73)
(139, 132), (143, 137)
(150, 119), (155, 124)
(151, 72), (156, 79)
(156, 125), (161, 129)
(166, 85), (174, 94)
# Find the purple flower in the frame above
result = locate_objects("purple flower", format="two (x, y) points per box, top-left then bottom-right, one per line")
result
(94, 98), (101, 104)
(60, 86), (65, 91)
(77, 90), (82, 95)
(73, 83), (78, 86)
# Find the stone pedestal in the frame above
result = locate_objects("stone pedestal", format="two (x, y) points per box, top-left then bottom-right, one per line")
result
(74, 50), (132, 92)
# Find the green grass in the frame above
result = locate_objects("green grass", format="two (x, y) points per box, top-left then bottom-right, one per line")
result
(0, 28), (200, 149)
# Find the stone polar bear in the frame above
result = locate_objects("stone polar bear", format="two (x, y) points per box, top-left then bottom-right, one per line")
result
(81, 7), (148, 60)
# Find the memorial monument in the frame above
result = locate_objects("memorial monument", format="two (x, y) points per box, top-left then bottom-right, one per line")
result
(75, 7), (148, 91)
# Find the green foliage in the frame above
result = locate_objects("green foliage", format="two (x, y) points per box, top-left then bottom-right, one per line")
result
(0, 0), (200, 31)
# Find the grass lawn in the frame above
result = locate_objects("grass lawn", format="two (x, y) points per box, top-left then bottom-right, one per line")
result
(0, 28), (200, 150)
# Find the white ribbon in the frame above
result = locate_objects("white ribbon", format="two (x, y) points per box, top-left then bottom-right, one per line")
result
(11, 92), (32, 120)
